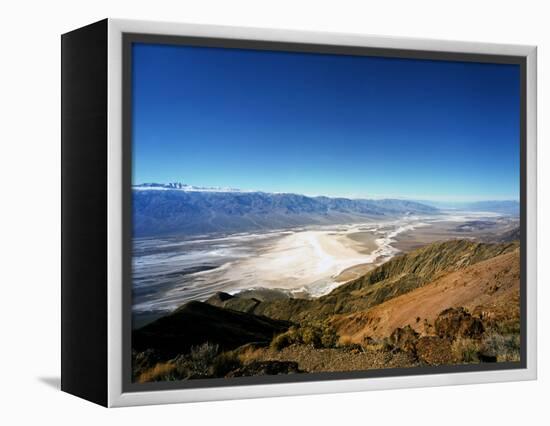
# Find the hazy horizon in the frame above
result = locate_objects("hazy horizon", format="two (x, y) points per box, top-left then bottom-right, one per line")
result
(133, 181), (519, 203)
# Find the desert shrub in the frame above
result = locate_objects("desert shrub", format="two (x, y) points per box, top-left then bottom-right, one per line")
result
(236, 344), (265, 364)
(211, 351), (242, 377)
(492, 319), (521, 336)
(452, 337), (480, 363)
(340, 335), (381, 352)
(170, 354), (192, 379)
(302, 321), (339, 348)
(271, 322), (338, 350)
(287, 325), (302, 340)
(338, 335), (355, 347)
(301, 326), (323, 348)
(271, 325), (305, 350)
(481, 333), (520, 362)
(363, 337), (387, 352)
(136, 362), (177, 383)
(132, 349), (162, 381)
(136, 343), (243, 382)
(320, 326), (339, 348)
(382, 340), (394, 352)
(271, 331), (298, 350)
(189, 342), (219, 375)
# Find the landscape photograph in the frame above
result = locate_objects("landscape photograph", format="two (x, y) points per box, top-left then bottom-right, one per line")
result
(130, 42), (521, 384)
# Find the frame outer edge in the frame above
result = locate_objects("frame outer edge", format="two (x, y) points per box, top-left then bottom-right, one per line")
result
(106, 18), (538, 407)
(109, 18), (536, 56)
(526, 46), (537, 379)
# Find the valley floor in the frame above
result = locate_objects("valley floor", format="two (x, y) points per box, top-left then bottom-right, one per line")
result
(132, 210), (518, 322)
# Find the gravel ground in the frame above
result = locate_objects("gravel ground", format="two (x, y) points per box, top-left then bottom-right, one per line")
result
(248, 344), (419, 373)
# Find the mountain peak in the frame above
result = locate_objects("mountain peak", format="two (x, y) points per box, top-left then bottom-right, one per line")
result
(133, 182), (249, 193)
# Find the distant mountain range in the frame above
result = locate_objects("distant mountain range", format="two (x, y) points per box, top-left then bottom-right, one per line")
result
(132, 183), (439, 237)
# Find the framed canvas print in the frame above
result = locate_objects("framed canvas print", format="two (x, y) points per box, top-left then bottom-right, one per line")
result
(61, 18), (537, 407)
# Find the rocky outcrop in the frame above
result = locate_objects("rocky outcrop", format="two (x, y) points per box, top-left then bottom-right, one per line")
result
(387, 326), (419, 354)
(383, 308), (488, 365)
(434, 307), (484, 339)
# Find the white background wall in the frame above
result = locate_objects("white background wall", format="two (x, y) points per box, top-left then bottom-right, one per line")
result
(0, 0), (547, 424)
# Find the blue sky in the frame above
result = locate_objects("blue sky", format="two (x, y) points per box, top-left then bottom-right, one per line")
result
(131, 43), (520, 202)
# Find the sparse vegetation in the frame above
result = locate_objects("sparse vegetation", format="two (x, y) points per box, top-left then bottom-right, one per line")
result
(235, 345), (265, 364)
(135, 342), (245, 382)
(452, 337), (480, 363)
(270, 327), (301, 350)
(136, 361), (177, 383)
(270, 322), (339, 351)
(481, 332), (520, 362)
(492, 318), (521, 336)
(338, 335), (355, 347)
(188, 342), (219, 376)
(212, 351), (243, 377)
(363, 337), (391, 352)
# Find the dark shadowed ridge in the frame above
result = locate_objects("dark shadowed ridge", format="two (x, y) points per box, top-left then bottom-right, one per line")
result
(133, 301), (291, 358)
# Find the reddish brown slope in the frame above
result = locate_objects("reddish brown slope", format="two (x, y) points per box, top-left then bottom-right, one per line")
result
(331, 248), (520, 342)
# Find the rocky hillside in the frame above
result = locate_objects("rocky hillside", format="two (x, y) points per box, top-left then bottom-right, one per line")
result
(331, 248), (520, 341)
(323, 239), (518, 313)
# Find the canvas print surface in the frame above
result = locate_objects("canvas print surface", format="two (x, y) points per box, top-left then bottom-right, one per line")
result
(130, 42), (521, 384)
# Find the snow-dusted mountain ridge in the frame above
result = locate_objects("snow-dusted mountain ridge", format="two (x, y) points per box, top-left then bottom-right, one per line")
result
(132, 183), (440, 237)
